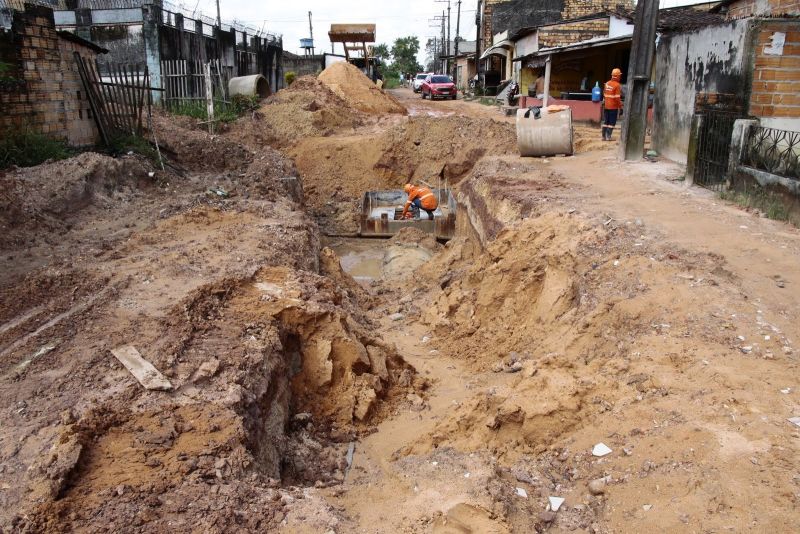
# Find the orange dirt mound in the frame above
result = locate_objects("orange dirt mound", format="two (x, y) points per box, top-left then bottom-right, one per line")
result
(318, 62), (407, 115)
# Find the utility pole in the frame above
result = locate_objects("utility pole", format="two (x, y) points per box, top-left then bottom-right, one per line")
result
(452, 0), (461, 83)
(431, 13), (447, 72)
(308, 11), (314, 56)
(430, 11), (446, 71)
(618, 0), (659, 161)
(215, 0), (221, 28)
(435, 0), (450, 73)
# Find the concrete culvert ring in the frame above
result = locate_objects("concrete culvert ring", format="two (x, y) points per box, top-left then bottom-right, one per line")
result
(229, 74), (271, 98)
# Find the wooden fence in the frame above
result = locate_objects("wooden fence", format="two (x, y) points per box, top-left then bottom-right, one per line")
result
(160, 60), (233, 133)
(74, 52), (152, 145)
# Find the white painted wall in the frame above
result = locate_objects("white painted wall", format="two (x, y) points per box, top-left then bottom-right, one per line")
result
(653, 20), (753, 164)
(609, 16), (633, 38)
(759, 118), (800, 132)
(514, 32), (539, 58)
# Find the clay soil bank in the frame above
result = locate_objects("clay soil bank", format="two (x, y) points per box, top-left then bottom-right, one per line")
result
(1, 74), (799, 534)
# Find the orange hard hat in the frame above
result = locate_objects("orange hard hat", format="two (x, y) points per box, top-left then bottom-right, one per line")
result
(404, 183), (413, 193)
(611, 68), (622, 79)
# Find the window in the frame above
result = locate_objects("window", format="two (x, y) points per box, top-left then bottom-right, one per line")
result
(430, 76), (451, 83)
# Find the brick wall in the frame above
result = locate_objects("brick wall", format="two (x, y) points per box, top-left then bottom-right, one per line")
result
(538, 19), (610, 48)
(726, 0), (800, 18)
(563, 0), (629, 19)
(750, 21), (800, 118)
(483, 0), (631, 45)
(0, 5), (99, 146)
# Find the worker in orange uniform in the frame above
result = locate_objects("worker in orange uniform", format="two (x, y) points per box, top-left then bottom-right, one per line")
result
(402, 183), (438, 220)
(602, 68), (623, 141)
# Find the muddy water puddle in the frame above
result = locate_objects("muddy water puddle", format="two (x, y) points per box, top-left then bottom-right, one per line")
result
(328, 238), (388, 284)
(327, 237), (436, 286)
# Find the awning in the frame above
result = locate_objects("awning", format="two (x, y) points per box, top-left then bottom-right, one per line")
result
(513, 35), (632, 63)
(479, 39), (513, 60)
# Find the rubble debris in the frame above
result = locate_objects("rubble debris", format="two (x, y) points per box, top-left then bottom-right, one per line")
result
(587, 478), (606, 495)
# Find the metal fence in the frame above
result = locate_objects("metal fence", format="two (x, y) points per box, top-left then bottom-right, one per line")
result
(694, 110), (741, 191)
(741, 125), (800, 181)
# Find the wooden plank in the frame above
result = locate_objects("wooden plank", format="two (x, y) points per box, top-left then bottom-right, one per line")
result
(74, 52), (109, 145)
(111, 345), (173, 391)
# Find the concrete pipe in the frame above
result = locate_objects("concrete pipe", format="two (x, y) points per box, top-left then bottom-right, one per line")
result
(516, 108), (574, 157)
(228, 74), (271, 98)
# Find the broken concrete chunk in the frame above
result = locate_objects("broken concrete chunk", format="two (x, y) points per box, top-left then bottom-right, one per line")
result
(366, 345), (389, 381)
(389, 313), (404, 321)
(515, 487), (528, 498)
(788, 416), (800, 427)
(110, 345), (172, 391)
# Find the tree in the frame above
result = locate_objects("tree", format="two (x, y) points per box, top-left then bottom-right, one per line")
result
(372, 43), (391, 63)
(390, 36), (422, 76)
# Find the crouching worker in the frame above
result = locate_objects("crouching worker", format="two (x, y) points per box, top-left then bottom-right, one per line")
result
(402, 183), (438, 220)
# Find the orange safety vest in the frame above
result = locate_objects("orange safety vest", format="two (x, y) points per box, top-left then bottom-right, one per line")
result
(604, 79), (622, 110)
(404, 186), (438, 213)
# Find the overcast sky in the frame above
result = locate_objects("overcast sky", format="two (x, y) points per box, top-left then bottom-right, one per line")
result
(189, 0), (712, 60)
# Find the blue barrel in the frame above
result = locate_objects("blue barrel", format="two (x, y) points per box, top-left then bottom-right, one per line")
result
(591, 82), (602, 102)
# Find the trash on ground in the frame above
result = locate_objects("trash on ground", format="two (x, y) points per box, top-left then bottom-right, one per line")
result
(516, 487), (528, 498)
(110, 345), (172, 391)
(592, 443), (613, 457)
(548, 496), (565, 511)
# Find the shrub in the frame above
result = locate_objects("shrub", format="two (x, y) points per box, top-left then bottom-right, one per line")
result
(0, 128), (72, 169)
(285, 71), (297, 86)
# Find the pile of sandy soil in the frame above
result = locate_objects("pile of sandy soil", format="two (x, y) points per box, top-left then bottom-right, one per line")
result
(0, 153), (155, 250)
(318, 62), (406, 115)
(0, 116), (421, 532)
(225, 76), (365, 149)
(290, 115), (517, 233)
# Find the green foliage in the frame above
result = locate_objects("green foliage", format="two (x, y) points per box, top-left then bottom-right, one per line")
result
(390, 36), (422, 76)
(0, 60), (18, 83)
(0, 127), (72, 169)
(168, 99), (241, 123)
(719, 186), (793, 224)
(372, 44), (391, 63)
(383, 77), (402, 90)
(106, 134), (157, 161)
(230, 94), (260, 115)
(285, 71), (297, 86)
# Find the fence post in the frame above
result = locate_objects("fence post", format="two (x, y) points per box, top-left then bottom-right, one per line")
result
(728, 119), (759, 187)
(204, 61), (214, 134)
(142, 4), (163, 104)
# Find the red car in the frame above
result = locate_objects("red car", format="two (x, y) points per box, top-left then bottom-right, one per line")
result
(421, 74), (457, 100)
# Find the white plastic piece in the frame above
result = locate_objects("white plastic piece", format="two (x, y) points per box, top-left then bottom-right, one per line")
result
(592, 443), (613, 457)
(548, 496), (565, 511)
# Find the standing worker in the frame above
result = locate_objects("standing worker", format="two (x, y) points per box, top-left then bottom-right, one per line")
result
(402, 183), (438, 220)
(602, 68), (623, 141)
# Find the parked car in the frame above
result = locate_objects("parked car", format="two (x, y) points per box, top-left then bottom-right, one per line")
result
(413, 72), (432, 93)
(421, 74), (457, 100)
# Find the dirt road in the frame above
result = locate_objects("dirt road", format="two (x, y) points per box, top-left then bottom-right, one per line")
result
(1, 71), (798, 533)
